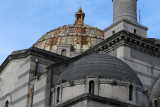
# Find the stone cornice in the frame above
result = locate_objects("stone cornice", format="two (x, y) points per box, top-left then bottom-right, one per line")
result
(93, 30), (160, 57)
(54, 93), (139, 107)
(103, 19), (148, 32)
(0, 47), (69, 73)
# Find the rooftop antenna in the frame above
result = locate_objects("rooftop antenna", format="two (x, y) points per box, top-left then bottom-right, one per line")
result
(139, 9), (141, 24)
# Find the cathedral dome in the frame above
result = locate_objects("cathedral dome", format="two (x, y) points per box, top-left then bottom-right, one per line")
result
(58, 52), (142, 87)
(150, 78), (160, 100)
(33, 7), (104, 55)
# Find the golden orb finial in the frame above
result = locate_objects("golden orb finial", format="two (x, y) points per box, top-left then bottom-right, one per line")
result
(78, 6), (82, 12)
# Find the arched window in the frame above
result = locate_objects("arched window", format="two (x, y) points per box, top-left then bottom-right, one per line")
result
(154, 100), (158, 107)
(129, 84), (133, 101)
(5, 101), (9, 107)
(89, 80), (95, 94)
(134, 29), (137, 34)
(57, 87), (60, 102)
(61, 49), (66, 56)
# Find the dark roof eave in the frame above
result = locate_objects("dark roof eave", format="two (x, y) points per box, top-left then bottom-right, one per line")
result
(0, 47), (69, 73)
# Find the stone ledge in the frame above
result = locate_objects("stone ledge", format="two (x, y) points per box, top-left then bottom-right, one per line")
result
(103, 19), (148, 32)
(54, 93), (139, 107)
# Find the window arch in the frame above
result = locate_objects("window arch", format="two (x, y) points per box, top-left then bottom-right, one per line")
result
(134, 29), (137, 34)
(61, 49), (66, 56)
(57, 87), (60, 103)
(129, 84), (133, 101)
(154, 100), (158, 107)
(89, 80), (95, 94)
(5, 101), (9, 107)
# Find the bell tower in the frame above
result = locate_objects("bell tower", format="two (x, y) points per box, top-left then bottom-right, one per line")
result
(104, 0), (148, 38)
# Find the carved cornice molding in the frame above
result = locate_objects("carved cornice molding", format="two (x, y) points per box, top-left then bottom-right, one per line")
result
(93, 30), (160, 57)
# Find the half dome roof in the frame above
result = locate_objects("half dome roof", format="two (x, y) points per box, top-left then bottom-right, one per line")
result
(150, 78), (160, 100)
(58, 52), (143, 87)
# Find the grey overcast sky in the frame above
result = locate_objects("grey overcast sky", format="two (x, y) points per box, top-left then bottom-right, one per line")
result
(0, 0), (160, 65)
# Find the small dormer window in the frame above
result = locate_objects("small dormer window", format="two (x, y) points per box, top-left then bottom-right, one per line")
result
(89, 80), (95, 94)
